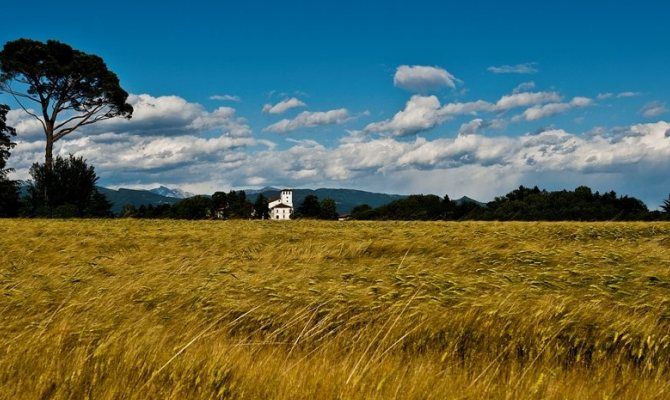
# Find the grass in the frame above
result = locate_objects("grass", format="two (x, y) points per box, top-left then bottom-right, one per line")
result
(1, 219), (669, 399)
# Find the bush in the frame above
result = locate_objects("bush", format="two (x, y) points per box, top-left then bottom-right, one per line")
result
(23, 155), (112, 217)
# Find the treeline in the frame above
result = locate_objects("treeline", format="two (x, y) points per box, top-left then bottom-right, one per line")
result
(121, 193), (340, 220)
(121, 191), (266, 220)
(352, 186), (670, 221)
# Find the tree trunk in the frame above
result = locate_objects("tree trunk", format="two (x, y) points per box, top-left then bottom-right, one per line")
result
(45, 135), (54, 171)
(44, 130), (54, 206)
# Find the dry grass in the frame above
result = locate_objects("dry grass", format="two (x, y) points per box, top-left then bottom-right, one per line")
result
(1, 219), (669, 399)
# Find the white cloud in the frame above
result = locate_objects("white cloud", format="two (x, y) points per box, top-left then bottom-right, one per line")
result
(393, 65), (457, 92)
(641, 101), (667, 118)
(617, 91), (641, 98)
(518, 97), (594, 121)
(487, 63), (538, 74)
(513, 82), (536, 93)
(263, 109), (349, 133)
(97, 94), (252, 137)
(210, 94), (241, 102)
(262, 97), (307, 114)
(495, 91), (561, 111)
(363, 91), (562, 137)
(6, 109), (44, 140)
(458, 119), (490, 136)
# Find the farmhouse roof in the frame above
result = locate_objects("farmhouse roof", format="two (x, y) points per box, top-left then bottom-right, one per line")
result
(270, 203), (292, 209)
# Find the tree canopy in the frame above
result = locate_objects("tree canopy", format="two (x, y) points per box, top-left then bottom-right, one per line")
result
(0, 39), (133, 169)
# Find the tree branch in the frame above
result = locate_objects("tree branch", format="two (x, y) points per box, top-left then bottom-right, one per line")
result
(53, 105), (112, 141)
(2, 85), (47, 132)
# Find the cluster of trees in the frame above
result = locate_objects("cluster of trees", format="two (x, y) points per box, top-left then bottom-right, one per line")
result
(121, 192), (341, 220)
(351, 186), (669, 221)
(122, 191), (266, 220)
(294, 195), (338, 220)
(0, 149), (113, 217)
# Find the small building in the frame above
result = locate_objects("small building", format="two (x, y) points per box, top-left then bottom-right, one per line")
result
(268, 189), (293, 220)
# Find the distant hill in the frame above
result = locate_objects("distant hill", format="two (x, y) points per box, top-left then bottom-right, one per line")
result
(148, 186), (194, 199)
(96, 187), (181, 214)
(454, 196), (486, 208)
(246, 188), (407, 214)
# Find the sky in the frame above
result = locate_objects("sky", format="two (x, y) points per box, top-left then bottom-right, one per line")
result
(2, 0), (670, 207)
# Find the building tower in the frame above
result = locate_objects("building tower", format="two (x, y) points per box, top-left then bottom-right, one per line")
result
(281, 189), (293, 208)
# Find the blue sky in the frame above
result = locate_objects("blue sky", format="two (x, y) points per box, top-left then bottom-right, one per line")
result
(2, 1), (670, 207)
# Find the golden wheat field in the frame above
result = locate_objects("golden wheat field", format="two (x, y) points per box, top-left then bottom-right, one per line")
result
(1, 220), (670, 399)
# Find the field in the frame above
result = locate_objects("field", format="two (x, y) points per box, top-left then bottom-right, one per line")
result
(1, 220), (669, 399)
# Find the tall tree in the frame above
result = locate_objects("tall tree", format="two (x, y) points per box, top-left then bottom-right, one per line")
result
(0, 104), (20, 216)
(296, 194), (321, 218)
(253, 194), (269, 219)
(320, 198), (338, 220)
(662, 194), (670, 214)
(0, 39), (133, 171)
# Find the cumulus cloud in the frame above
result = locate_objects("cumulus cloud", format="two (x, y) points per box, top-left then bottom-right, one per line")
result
(6, 109), (44, 140)
(263, 109), (349, 133)
(8, 109), (670, 206)
(95, 94), (253, 138)
(458, 119), (490, 136)
(5, 94), (254, 142)
(393, 65), (457, 92)
(518, 97), (593, 121)
(209, 94), (241, 102)
(262, 97), (307, 114)
(487, 63), (538, 74)
(494, 91), (561, 111)
(641, 101), (667, 118)
(363, 91), (562, 137)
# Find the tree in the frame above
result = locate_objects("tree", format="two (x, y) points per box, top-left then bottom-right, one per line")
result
(662, 194), (670, 214)
(253, 194), (269, 219)
(320, 198), (338, 220)
(351, 204), (373, 220)
(24, 154), (111, 217)
(0, 39), (133, 172)
(171, 196), (213, 220)
(296, 194), (321, 218)
(0, 104), (20, 216)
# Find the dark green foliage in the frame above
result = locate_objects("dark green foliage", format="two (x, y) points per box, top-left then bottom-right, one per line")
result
(253, 194), (270, 219)
(0, 104), (19, 217)
(23, 155), (112, 217)
(353, 186), (655, 221)
(0, 39), (132, 127)
(359, 194), (445, 220)
(226, 191), (253, 218)
(481, 186), (649, 221)
(296, 195), (321, 218)
(350, 204), (373, 219)
(319, 198), (338, 220)
(171, 196), (214, 220)
(662, 195), (670, 214)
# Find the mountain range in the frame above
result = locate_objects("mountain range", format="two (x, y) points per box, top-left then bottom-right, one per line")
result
(97, 186), (483, 215)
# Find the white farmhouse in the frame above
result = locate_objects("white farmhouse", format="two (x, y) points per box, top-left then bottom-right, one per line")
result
(268, 189), (293, 220)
